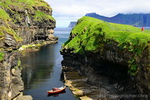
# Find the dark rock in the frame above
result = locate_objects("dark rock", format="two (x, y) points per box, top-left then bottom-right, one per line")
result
(4, 34), (17, 48)
(61, 17), (150, 99)
(0, 0), (56, 99)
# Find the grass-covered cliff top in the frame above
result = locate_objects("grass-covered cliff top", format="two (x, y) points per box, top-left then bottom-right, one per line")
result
(0, 0), (51, 11)
(0, 0), (55, 21)
(62, 16), (150, 75)
(0, 0), (55, 61)
(63, 16), (150, 55)
(0, 8), (22, 42)
(0, 0), (55, 42)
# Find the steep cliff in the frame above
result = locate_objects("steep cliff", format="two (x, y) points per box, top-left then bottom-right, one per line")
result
(0, 0), (56, 47)
(61, 16), (150, 99)
(86, 13), (150, 27)
(0, 0), (56, 99)
(68, 21), (76, 28)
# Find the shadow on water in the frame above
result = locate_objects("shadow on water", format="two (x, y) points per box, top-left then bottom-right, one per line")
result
(21, 28), (77, 100)
(47, 90), (66, 97)
(21, 45), (56, 89)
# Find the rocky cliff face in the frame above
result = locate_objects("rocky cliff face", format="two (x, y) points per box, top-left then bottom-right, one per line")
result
(61, 16), (150, 99)
(0, 52), (24, 100)
(0, 0), (56, 99)
(61, 41), (150, 99)
(61, 52), (140, 99)
(0, 0), (56, 48)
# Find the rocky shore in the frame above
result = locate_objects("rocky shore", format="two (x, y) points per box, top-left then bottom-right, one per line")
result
(61, 54), (148, 100)
(0, 0), (56, 100)
(61, 16), (150, 100)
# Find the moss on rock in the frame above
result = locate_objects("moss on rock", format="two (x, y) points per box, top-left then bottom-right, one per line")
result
(0, 8), (11, 21)
(62, 16), (150, 75)
(0, 0), (56, 51)
(0, 0), (56, 99)
(63, 16), (150, 54)
(34, 10), (55, 22)
(0, 52), (4, 61)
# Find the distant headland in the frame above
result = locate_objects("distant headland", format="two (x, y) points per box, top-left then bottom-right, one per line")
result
(68, 13), (150, 28)
(85, 12), (150, 27)
(68, 21), (77, 28)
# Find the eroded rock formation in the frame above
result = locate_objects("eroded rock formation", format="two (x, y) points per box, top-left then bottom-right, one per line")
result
(61, 16), (150, 99)
(0, 52), (25, 100)
(0, 0), (56, 99)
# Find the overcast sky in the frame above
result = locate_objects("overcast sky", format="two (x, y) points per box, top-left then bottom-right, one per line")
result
(45, 0), (150, 27)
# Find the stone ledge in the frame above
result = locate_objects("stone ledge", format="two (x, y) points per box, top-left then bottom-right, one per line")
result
(15, 95), (33, 100)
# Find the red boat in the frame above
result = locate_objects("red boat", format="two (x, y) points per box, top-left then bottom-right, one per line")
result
(47, 86), (66, 94)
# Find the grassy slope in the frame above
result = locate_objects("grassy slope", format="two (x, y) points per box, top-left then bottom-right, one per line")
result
(34, 10), (55, 22)
(64, 16), (150, 54)
(63, 16), (150, 74)
(0, 0), (55, 42)
(0, 0), (55, 21)
(0, 0), (55, 60)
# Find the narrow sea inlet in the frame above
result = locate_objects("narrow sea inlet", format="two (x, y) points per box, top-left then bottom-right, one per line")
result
(20, 28), (77, 100)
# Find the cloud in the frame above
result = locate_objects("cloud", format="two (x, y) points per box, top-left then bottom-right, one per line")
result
(45, 0), (150, 27)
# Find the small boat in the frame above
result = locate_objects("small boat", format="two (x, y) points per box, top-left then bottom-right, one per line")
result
(47, 86), (66, 94)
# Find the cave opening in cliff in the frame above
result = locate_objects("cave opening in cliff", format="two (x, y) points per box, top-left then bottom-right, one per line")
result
(62, 55), (139, 93)
(92, 60), (130, 84)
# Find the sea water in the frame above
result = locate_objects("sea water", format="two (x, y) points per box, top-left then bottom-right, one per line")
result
(21, 28), (77, 100)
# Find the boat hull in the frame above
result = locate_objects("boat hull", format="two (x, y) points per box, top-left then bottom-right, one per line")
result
(47, 86), (66, 94)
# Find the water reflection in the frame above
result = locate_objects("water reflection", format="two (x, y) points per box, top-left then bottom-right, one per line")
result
(21, 45), (55, 89)
(47, 90), (66, 97)
(21, 28), (77, 100)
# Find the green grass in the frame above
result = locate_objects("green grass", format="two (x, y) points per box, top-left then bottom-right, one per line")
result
(0, 8), (11, 21)
(0, 7), (22, 42)
(0, 0), (50, 10)
(0, 52), (4, 61)
(64, 16), (150, 54)
(63, 16), (150, 75)
(18, 0), (50, 8)
(18, 0), (36, 5)
(34, 11), (55, 22)
(0, 0), (12, 9)
(0, 0), (54, 43)
(0, 0), (54, 22)
(0, 25), (22, 42)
